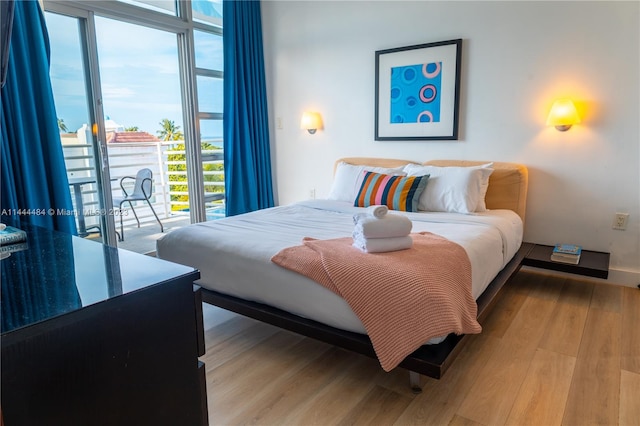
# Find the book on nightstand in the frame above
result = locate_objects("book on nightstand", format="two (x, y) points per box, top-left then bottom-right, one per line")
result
(0, 241), (28, 259)
(551, 243), (582, 264)
(0, 225), (27, 246)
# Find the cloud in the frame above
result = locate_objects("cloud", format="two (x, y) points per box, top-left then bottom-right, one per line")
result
(101, 85), (136, 99)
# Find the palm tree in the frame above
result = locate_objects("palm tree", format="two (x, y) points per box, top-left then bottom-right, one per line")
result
(125, 126), (139, 132)
(157, 118), (183, 141)
(58, 118), (68, 133)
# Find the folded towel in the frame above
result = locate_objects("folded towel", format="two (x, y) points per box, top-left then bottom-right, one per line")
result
(353, 213), (412, 239)
(352, 205), (388, 224)
(352, 235), (413, 253)
(367, 205), (388, 219)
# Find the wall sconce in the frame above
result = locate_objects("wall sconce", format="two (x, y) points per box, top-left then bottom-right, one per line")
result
(546, 99), (580, 131)
(300, 112), (323, 134)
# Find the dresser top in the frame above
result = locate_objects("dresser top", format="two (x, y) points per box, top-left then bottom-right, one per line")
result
(1, 224), (198, 334)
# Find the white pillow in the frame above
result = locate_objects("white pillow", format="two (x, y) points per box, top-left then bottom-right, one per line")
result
(328, 162), (407, 202)
(403, 163), (494, 213)
(473, 162), (494, 211)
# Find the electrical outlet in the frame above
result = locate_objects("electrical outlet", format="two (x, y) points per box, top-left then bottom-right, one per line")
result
(276, 117), (283, 130)
(612, 213), (629, 230)
(308, 188), (316, 199)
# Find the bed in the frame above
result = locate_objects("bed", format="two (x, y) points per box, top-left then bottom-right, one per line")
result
(156, 158), (530, 389)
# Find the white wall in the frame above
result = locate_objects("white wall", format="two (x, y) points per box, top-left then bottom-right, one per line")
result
(261, 1), (639, 285)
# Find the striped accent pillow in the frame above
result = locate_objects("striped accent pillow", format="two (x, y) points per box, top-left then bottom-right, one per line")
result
(354, 171), (429, 212)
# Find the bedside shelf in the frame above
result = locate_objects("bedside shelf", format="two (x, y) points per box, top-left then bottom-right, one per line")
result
(522, 243), (610, 279)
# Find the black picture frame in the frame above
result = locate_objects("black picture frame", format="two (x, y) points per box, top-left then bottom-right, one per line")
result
(375, 39), (462, 141)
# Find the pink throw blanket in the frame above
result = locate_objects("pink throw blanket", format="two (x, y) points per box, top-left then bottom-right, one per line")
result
(271, 232), (481, 371)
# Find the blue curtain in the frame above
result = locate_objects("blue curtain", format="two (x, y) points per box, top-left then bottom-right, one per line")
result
(0, 0), (76, 233)
(223, 0), (274, 216)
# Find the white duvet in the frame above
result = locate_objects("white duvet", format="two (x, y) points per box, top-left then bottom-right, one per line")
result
(156, 200), (523, 335)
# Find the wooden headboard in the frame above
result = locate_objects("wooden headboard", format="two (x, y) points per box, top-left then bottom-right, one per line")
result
(335, 157), (529, 223)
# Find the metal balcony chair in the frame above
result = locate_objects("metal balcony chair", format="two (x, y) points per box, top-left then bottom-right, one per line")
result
(113, 168), (163, 241)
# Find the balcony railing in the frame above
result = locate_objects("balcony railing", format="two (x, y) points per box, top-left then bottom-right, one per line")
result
(62, 139), (225, 234)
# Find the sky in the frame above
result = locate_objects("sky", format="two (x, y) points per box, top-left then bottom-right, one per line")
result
(45, 1), (223, 138)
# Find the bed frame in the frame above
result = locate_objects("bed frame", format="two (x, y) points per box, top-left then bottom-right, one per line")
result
(200, 158), (530, 390)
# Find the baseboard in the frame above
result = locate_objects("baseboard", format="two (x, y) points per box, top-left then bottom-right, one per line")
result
(522, 265), (640, 289)
(607, 267), (640, 288)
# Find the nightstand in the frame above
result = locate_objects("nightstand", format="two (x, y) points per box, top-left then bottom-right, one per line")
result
(522, 243), (610, 279)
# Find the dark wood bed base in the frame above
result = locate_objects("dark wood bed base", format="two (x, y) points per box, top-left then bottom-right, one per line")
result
(200, 242), (534, 381)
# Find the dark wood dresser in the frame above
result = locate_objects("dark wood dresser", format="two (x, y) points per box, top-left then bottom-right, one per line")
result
(1, 224), (207, 425)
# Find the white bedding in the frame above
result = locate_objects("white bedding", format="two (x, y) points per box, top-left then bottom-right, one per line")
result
(156, 199), (523, 335)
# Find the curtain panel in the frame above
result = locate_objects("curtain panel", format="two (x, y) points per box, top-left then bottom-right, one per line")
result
(0, 0), (76, 233)
(223, 0), (274, 216)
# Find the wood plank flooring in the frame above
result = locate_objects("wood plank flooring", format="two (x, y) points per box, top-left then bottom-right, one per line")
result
(200, 270), (640, 425)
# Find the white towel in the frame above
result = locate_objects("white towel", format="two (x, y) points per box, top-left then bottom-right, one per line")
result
(352, 235), (413, 253)
(353, 213), (412, 239)
(367, 205), (388, 219)
(352, 205), (388, 224)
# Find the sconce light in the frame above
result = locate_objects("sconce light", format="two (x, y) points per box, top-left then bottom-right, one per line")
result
(300, 112), (323, 134)
(546, 99), (580, 131)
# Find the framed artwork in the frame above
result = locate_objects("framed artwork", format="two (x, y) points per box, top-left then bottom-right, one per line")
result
(375, 39), (462, 141)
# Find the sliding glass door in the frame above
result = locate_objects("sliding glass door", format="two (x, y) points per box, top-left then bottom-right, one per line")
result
(45, 7), (117, 246)
(44, 0), (224, 252)
(94, 16), (186, 248)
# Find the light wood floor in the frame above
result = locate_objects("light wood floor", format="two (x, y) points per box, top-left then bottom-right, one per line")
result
(200, 269), (640, 426)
